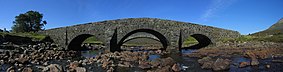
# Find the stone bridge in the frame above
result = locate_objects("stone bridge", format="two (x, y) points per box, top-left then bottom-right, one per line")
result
(37, 18), (240, 52)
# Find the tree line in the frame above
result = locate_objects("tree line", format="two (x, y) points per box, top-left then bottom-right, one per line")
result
(1, 10), (47, 33)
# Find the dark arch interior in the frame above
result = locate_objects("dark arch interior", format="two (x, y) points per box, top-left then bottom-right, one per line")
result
(182, 34), (211, 49)
(117, 29), (169, 51)
(68, 34), (94, 51)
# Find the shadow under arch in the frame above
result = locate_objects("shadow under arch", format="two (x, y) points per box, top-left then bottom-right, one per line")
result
(182, 34), (211, 49)
(68, 34), (94, 51)
(116, 29), (169, 51)
(122, 37), (160, 44)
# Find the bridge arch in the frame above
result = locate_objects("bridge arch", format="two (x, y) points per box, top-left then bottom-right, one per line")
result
(68, 34), (94, 50)
(182, 34), (211, 49)
(117, 29), (169, 51)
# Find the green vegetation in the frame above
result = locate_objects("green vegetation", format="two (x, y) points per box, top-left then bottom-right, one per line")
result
(0, 28), (9, 33)
(12, 10), (47, 33)
(220, 18), (283, 43)
(123, 44), (144, 46)
(255, 34), (283, 43)
(252, 18), (283, 36)
(221, 34), (283, 43)
(183, 36), (198, 45)
(83, 36), (102, 44)
(221, 35), (255, 43)
(0, 32), (47, 41)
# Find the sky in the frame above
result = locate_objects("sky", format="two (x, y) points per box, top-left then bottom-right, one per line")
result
(0, 0), (282, 34)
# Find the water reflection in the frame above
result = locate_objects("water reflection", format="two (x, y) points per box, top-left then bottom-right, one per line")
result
(181, 49), (197, 54)
(148, 54), (160, 61)
(81, 50), (100, 58)
(0, 64), (10, 71)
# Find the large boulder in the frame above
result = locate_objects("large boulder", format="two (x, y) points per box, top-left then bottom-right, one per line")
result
(239, 62), (250, 68)
(16, 54), (29, 64)
(139, 61), (151, 69)
(75, 67), (86, 72)
(69, 61), (80, 69)
(47, 64), (63, 72)
(251, 59), (259, 66)
(198, 56), (212, 65)
(22, 67), (33, 72)
(171, 63), (181, 72)
(212, 58), (231, 71)
(160, 57), (175, 66)
(201, 61), (214, 69)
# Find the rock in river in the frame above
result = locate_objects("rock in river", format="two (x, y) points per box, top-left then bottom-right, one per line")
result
(198, 56), (212, 65)
(47, 64), (63, 72)
(212, 58), (231, 71)
(69, 61), (80, 69)
(251, 59), (259, 66)
(201, 61), (214, 69)
(75, 67), (86, 72)
(239, 62), (250, 68)
(139, 61), (151, 69)
(172, 63), (181, 72)
(22, 67), (33, 72)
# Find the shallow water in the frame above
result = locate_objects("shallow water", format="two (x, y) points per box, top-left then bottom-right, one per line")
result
(81, 50), (100, 58)
(0, 64), (10, 72)
(181, 49), (197, 54)
(148, 54), (160, 61)
(61, 48), (283, 72)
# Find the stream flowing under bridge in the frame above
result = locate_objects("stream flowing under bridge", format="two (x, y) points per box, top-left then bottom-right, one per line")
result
(38, 18), (240, 52)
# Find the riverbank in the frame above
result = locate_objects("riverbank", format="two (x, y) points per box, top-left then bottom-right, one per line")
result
(0, 41), (283, 72)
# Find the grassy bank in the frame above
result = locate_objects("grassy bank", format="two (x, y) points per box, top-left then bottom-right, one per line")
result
(221, 34), (283, 43)
(83, 36), (103, 44)
(183, 36), (199, 45)
(0, 32), (47, 41)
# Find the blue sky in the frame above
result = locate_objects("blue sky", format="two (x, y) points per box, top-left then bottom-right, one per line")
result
(0, 0), (282, 34)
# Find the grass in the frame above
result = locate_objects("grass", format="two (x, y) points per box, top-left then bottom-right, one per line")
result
(255, 34), (283, 43)
(221, 35), (255, 43)
(221, 34), (283, 43)
(0, 32), (47, 41)
(183, 36), (198, 45)
(83, 36), (103, 44)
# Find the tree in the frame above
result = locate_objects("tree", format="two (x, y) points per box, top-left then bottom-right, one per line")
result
(0, 29), (3, 32)
(12, 10), (47, 32)
(3, 28), (9, 33)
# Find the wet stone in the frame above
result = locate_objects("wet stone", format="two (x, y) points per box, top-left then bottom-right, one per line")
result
(212, 58), (231, 71)
(22, 67), (32, 72)
(171, 63), (181, 72)
(75, 67), (86, 72)
(250, 59), (259, 66)
(201, 61), (214, 69)
(47, 64), (63, 72)
(239, 62), (250, 68)
(139, 61), (151, 69)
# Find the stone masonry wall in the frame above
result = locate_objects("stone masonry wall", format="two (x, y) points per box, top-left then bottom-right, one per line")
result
(37, 18), (241, 50)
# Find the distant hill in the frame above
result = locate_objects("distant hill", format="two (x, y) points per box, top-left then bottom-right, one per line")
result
(252, 18), (283, 36)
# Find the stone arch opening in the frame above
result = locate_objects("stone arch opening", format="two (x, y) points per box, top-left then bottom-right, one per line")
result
(182, 34), (211, 49)
(121, 37), (163, 51)
(68, 34), (96, 51)
(182, 36), (199, 47)
(122, 37), (160, 44)
(116, 29), (169, 51)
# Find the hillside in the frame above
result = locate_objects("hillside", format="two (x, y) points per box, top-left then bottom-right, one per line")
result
(253, 18), (283, 36)
(245, 18), (283, 43)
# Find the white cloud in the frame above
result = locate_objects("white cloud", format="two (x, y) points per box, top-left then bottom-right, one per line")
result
(200, 0), (237, 22)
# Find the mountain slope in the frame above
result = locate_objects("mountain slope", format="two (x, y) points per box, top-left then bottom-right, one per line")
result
(253, 18), (283, 36)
